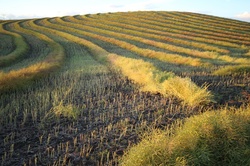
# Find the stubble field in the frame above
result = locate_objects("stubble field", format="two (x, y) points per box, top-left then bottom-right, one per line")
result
(0, 11), (250, 165)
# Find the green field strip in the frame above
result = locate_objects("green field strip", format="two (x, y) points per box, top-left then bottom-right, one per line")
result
(0, 41), (118, 165)
(64, 16), (229, 54)
(184, 12), (250, 31)
(112, 12), (250, 69)
(59, 19), (218, 75)
(69, 31), (213, 75)
(61, 16), (250, 66)
(76, 14), (241, 49)
(54, 17), (226, 62)
(0, 20), (65, 92)
(1, 12), (250, 166)
(21, 20), (65, 66)
(163, 12), (250, 33)
(128, 11), (250, 43)
(67, 17), (249, 58)
(62, 43), (109, 75)
(0, 22), (29, 68)
(112, 12), (250, 46)
(1, 34), (51, 72)
(123, 12), (250, 46)
(156, 12), (250, 38)
(41, 18), (206, 67)
(80, 13), (250, 58)
(79, 14), (243, 50)
(0, 20), (60, 72)
(34, 18), (213, 106)
(0, 33), (15, 55)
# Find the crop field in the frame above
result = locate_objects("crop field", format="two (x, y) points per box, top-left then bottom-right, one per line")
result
(0, 11), (250, 165)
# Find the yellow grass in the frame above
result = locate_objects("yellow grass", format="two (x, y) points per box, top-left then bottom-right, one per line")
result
(121, 105), (250, 166)
(109, 54), (212, 106)
(0, 23), (29, 67)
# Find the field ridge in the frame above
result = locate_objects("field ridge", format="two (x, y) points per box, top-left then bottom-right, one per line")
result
(0, 11), (250, 166)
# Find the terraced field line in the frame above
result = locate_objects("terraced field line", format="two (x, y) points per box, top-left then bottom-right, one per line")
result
(72, 15), (250, 64)
(60, 17), (250, 65)
(64, 16), (229, 54)
(33, 19), (110, 60)
(0, 22), (29, 67)
(163, 12), (250, 33)
(19, 20), (65, 65)
(39, 18), (212, 106)
(155, 12), (250, 39)
(123, 12), (247, 43)
(40, 18), (206, 67)
(126, 12), (250, 45)
(78, 14), (241, 49)
(184, 12), (250, 31)
(54, 18), (223, 61)
(110, 12), (250, 46)
(0, 20), (65, 91)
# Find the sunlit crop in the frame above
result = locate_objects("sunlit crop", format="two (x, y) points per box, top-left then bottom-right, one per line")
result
(0, 11), (250, 165)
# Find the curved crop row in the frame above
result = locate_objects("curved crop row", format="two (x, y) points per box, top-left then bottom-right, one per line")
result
(41, 18), (205, 67)
(35, 18), (212, 106)
(164, 12), (250, 33)
(124, 12), (250, 45)
(184, 12), (250, 31)
(156, 12), (250, 40)
(64, 16), (229, 55)
(54, 18), (223, 62)
(1, 12), (250, 165)
(73, 14), (249, 64)
(81, 14), (242, 50)
(0, 22), (29, 67)
(62, 17), (250, 65)
(109, 12), (250, 47)
(0, 20), (65, 91)
(19, 20), (65, 66)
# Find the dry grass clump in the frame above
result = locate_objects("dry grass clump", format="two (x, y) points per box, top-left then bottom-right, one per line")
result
(162, 77), (212, 106)
(109, 54), (174, 93)
(38, 21), (212, 107)
(213, 65), (250, 75)
(109, 54), (212, 106)
(121, 105), (250, 166)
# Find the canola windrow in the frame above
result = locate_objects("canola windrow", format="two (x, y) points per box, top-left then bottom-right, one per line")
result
(0, 23), (29, 67)
(36, 18), (213, 106)
(0, 20), (65, 91)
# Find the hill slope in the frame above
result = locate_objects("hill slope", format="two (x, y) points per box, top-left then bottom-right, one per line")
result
(0, 11), (250, 165)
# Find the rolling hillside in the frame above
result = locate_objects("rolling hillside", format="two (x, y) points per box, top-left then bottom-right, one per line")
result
(0, 11), (250, 165)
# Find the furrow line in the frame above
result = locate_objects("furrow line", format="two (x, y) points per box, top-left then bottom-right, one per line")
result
(0, 20), (65, 92)
(78, 14), (242, 50)
(124, 12), (250, 45)
(156, 12), (250, 38)
(40, 18), (206, 67)
(36, 18), (212, 106)
(59, 17), (250, 65)
(64, 16), (229, 54)
(185, 12), (250, 31)
(53, 17), (224, 62)
(0, 22), (29, 67)
(110, 12), (250, 46)
(163, 11), (250, 33)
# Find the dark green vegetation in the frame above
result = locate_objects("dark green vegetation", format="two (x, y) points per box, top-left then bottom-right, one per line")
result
(0, 11), (250, 165)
